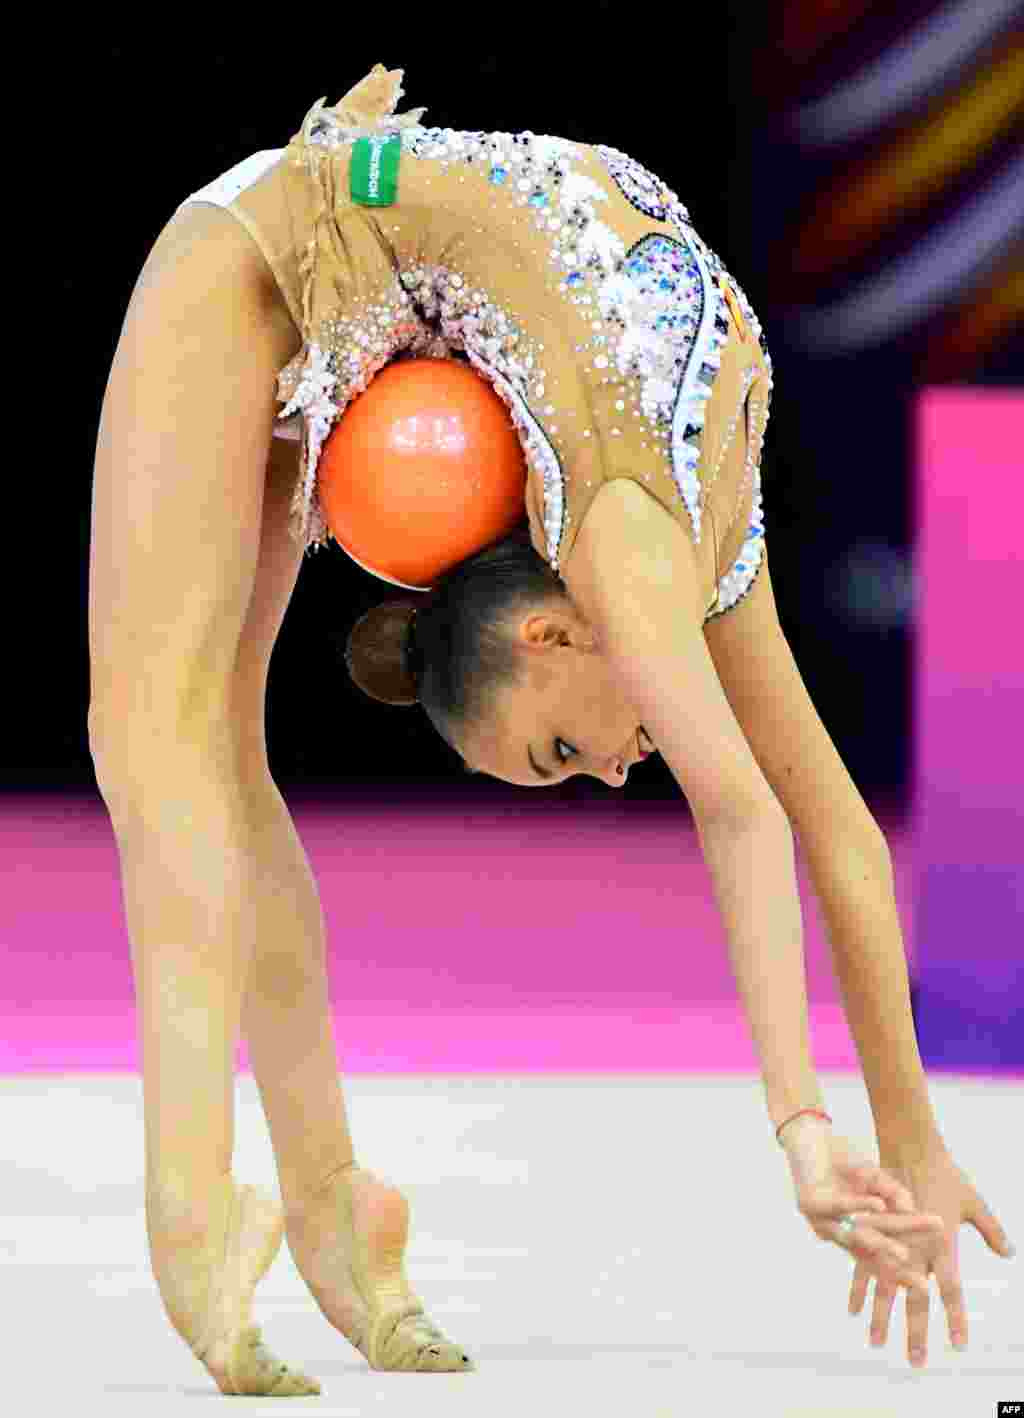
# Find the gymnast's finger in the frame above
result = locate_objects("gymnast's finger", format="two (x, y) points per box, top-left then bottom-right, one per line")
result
(834, 1219), (928, 1294)
(849, 1259), (871, 1316)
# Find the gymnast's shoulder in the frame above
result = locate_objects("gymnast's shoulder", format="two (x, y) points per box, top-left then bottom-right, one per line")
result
(562, 478), (782, 828)
(562, 477), (706, 636)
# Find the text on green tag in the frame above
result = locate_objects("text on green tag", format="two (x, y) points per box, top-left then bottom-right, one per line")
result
(350, 135), (401, 207)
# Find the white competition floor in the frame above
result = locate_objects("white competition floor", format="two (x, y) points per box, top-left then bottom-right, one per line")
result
(2, 1071), (1020, 1416)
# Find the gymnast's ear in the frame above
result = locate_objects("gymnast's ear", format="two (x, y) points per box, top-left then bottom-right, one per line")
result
(562, 478), (781, 829)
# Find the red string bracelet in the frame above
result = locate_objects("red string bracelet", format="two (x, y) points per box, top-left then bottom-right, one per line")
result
(775, 1107), (832, 1145)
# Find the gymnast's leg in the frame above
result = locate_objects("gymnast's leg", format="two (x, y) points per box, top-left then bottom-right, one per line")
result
(229, 438), (473, 1373)
(88, 202), (319, 1396)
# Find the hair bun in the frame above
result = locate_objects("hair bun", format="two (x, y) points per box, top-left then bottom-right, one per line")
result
(344, 598), (421, 707)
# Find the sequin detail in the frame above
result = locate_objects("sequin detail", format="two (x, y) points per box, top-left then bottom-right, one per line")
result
(596, 232), (731, 546)
(275, 106), (773, 615)
(596, 147), (771, 612)
(282, 124), (617, 578)
(594, 143), (691, 229)
(394, 127), (626, 573)
(404, 262), (570, 574)
(594, 142), (767, 360)
(276, 292), (454, 563)
(400, 128), (774, 609)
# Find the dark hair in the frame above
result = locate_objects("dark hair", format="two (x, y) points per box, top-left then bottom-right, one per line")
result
(344, 525), (568, 769)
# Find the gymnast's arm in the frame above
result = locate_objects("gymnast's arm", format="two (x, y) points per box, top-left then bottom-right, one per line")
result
(702, 555), (943, 1156)
(563, 478), (824, 1129)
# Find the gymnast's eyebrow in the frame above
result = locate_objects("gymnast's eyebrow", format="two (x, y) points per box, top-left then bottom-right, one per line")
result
(528, 745), (553, 780)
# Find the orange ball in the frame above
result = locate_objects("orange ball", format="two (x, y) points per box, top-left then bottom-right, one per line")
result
(318, 357), (528, 590)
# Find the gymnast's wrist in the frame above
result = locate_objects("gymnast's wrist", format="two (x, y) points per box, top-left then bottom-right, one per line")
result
(774, 1105), (831, 1147)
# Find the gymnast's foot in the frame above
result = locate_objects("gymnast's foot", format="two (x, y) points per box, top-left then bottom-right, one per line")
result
(150, 1174), (321, 1396)
(285, 1162), (475, 1373)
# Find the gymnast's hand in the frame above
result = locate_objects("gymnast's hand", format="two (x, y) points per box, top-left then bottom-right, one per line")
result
(779, 1116), (946, 1301)
(849, 1143), (1015, 1369)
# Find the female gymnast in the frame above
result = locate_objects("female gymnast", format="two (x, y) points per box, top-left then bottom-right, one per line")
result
(87, 64), (1012, 1395)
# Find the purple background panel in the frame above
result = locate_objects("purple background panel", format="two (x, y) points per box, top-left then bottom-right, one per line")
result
(913, 388), (1024, 1071)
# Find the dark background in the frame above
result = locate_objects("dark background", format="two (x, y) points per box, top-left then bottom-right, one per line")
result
(18, 6), (1022, 813)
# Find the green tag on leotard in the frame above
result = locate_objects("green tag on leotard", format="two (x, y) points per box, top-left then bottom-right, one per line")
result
(350, 135), (401, 206)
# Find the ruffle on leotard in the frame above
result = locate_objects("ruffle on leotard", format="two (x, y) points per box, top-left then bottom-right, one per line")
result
(275, 66), (456, 556)
(302, 62), (428, 146)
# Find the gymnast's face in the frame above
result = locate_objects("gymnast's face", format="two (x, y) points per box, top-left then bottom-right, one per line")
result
(458, 599), (654, 787)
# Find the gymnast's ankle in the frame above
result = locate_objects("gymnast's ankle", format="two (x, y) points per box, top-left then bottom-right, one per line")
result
(283, 1156), (360, 1222)
(146, 1168), (233, 1249)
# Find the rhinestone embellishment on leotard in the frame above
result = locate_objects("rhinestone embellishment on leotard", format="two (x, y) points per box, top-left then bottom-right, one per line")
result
(276, 110), (774, 614)
(593, 143), (691, 229)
